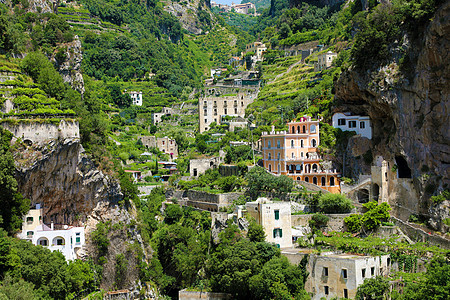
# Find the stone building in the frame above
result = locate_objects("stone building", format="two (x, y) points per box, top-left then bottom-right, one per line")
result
(261, 116), (341, 193)
(128, 91), (143, 106)
(314, 51), (337, 72)
(332, 112), (372, 139)
(305, 253), (390, 299)
(189, 157), (222, 177)
(198, 92), (257, 133)
(245, 198), (292, 248)
(138, 135), (178, 159)
(18, 204), (85, 261)
(152, 107), (173, 125)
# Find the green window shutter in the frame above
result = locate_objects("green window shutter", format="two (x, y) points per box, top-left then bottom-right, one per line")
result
(76, 237), (81, 243)
(279, 229), (283, 237)
(274, 210), (279, 220)
(273, 229), (276, 238)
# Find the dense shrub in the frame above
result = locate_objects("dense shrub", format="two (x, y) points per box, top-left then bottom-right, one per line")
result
(317, 194), (353, 214)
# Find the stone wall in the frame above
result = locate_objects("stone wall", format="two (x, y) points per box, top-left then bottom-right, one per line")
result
(171, 190), (243, 212)
(291, 213), (352, 232)
(2, 119), (79, 145)
(179, 290), (232, 300)
(189, 157), (221, 176)
(392, 217), (450, 249)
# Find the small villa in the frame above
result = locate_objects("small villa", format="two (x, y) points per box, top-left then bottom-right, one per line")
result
(332, 112), (372, 139)
(18, 204), (85, 261)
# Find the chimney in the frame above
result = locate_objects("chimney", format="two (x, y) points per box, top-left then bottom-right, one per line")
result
(271, 125), (275, 133)
(51, 222), (54, 230)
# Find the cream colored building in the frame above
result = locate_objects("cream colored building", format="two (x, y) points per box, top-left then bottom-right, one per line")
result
(244, 42), (267, 61)
(199, 92), (256, 133)
(245, 198), (292, 248)
(315, 51), (337, 71)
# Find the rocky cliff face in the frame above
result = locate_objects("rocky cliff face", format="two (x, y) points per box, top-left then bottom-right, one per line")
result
(15, 138), (121, 225)
(52, 35), (85, 94)
(14, 138), (154, 293)
(334, 2), (449, 220)
(164, 0), (213, 35)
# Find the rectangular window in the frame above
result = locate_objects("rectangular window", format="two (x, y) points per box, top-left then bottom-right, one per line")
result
(26, 217), (33, 224)
(344, 289), (348, 298)
(224, 109), (228, 114)
(235, 108), (238, 114)
(204, 109), (207, 116)
(362, 268), (366, 278)
(76, 233), (81, 244)
(324, 267), (328, 277)
(342, 269), (348, 279)
(338, 118), (346, 126)
(360, 121), (365, 129)
(274, 210), (280, 220)
(349, 121), (357, 128)
(324, 286), (329, 295)
(273, 228), (282, 238)
(371, 267), (375, 276)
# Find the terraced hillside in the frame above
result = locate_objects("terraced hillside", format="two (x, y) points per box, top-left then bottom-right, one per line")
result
(0, 55), (78, 144)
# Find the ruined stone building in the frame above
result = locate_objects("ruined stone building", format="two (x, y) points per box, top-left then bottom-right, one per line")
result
(261, 116), (341, 193)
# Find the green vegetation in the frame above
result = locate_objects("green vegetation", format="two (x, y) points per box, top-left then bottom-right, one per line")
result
(245, 166), (294, 200)
(0, 229), (99, 299)
(317, 193), (353, 214)
(0, 127), (29, 234)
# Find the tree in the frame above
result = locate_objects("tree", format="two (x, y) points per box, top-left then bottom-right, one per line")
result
(356, 276), (390, 300)
(245, 166), (293, 200)
(317, 193), (353, 214)
(0, 128), (30, 234)
(361, 201), (391, 230)
(247, 221), (266, 243)
(344, 214), (363, 233)
(164, 204), (183, 225)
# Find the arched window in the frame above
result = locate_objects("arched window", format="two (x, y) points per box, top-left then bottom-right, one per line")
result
(292, 127), (295, 134)
(296, 164), (301, 171)
(302, 125), (306, 133)
(297, 177), (300, 181)
(269, 164), (272, 172)
(330, 177), (335, 186)
(301, 152), (304, 158)
(291, 140), (294, 148)
(321, 177), (326, 186)
(37, 237), (48, 246)
(297, 126), (300, 133)
(291, 153), (294, 158)
(268, 140), (271, 148)
(312, 164), (318, 172)
(313, 177), (318, 185)
(53, 237), (65, 246)
(305, 177), (309, 182)
(268, 153), (271, 160)
(277, 153), (280, 160)
(311, 139), (317, 147)
(310, 125), (316, 133)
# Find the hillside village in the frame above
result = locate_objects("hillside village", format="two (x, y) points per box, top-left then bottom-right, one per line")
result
(0, 0), (448, 299)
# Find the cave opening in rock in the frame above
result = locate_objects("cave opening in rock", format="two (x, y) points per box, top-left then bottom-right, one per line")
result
(357, 188), (370, 203)
(395, 156), (412, 178)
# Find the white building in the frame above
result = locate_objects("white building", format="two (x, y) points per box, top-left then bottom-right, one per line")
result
(332, 112), (372, 139)
(315, 51), (337, 72)
(129, 91), (143, 106)
(18, 205), (85, 261)
(245, 198), (292, 248)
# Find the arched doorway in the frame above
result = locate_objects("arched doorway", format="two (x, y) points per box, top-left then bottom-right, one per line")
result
(372, 184), (380, 201)
(357, 189), (370, 203)
(313, 177), (318, 185)
(321, 177), (326, 186)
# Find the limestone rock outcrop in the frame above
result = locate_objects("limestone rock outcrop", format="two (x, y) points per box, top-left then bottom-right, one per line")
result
(52, 35), (85, 94)
(164, 0), (213, 35)
(334, 2), (449, 221)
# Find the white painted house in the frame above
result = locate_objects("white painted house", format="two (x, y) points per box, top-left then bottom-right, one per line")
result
(129, 91), (143, 106)
(18, 205), (85, 261)
(332, 112), (372, 139)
